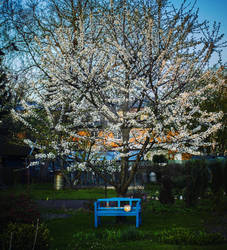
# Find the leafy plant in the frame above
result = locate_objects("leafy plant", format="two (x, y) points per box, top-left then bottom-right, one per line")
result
(118, 226), (145, 241)
(68, 227), (145, 249)
(149, 200), (194, 214)
(0, 222), (50, 250)
(156, 227), (225, 245)
(67, 231), (105, 250)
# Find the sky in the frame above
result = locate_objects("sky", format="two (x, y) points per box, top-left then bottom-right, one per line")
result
(171, 0), (227, 66)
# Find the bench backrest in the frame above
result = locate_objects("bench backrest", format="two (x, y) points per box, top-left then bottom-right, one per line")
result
(96, 197), (141, 209)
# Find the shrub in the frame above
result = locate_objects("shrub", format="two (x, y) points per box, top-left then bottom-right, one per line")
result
(156, 227), (225, 245)
(68, 231), (105, 250)
(0, 222), (50, 250)
(0, 193), (40, 232)
(68, 227), (145, 249)
(102, 229), (121, 241)
(118, 226), (145, 241)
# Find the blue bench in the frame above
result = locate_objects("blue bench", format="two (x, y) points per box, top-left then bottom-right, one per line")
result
(94, 197), (141, 228)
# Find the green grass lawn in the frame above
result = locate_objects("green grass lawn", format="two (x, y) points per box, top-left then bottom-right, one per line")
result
(44, 199), (227, 250)
(0, 183), (117, 200)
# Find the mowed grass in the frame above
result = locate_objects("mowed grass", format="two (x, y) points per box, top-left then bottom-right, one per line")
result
(45, 199), (227, 250)
(0, 183), (117, 200)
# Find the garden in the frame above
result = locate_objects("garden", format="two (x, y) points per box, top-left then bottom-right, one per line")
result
(0, 0), (227, 249)
(1, 159), (227, 250)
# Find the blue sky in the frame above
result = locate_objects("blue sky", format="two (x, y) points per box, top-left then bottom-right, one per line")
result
(171, 0), (227, 65)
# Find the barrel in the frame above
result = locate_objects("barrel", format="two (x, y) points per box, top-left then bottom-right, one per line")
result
(54, 172), (64, 190)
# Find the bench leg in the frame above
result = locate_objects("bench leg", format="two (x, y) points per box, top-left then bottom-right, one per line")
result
(95, 215), (98, 228)
(98, 216), (101, 225)
(136, 215), (139, 228)
(139, 213), (142, 226)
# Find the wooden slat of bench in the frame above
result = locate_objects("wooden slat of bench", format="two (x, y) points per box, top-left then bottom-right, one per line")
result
(98, 211), (137, 216)
(98, 207), (137, 209)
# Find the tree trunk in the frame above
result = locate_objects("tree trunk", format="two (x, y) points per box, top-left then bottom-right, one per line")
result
(118, 127), (130, 197)
(116, 186), (128, 198)
(116, 187), (128, 224)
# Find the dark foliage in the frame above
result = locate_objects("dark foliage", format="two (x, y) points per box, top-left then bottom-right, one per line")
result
(183, 160), (209, 207)
(159, 175), (174, 205)
(153, 154), (167, 164)
(209, 160), (224, 194)
(0, 193), (40, 232)
(224, 160), (227, 195)
(0, 222), (49, 250)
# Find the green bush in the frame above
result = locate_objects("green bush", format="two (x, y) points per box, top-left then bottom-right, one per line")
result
(67, 231), (105, 250)
(68, 227), (145, 249)
(156, 227), (225, 245)
(149, 199), (195, 214)
(0, 222), (50, 250)
(118, 226), (145, 241)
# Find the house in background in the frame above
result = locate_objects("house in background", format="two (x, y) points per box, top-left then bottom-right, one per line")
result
(0, 138), (30, 186)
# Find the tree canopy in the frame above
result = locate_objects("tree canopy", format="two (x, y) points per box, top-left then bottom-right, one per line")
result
(7, 0), (227, 195)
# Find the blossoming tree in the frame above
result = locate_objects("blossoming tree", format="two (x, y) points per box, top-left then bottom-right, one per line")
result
(11, 79), (99, 188)
(13, 0), (226, 196)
